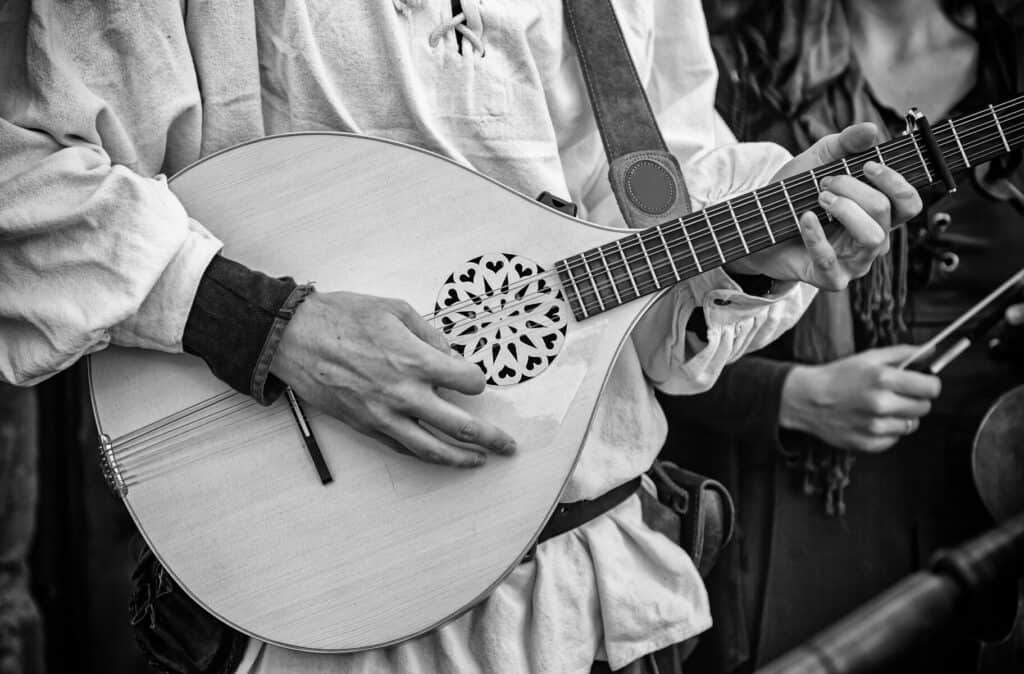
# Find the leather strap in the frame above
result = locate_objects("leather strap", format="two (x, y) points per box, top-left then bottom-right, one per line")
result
(539, 476), (641, 544)
(523, 1), (693, 564)
(523, 477), (643, 561)
(563, 0), (668, 160)
(563, 0), (693, 228)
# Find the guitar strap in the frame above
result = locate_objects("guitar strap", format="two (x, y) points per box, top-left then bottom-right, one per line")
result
(561, 0), (736, 581)
(562, 0), (693, 229)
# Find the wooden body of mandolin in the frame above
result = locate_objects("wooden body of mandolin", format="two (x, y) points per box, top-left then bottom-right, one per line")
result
(88, 133), (659, 652)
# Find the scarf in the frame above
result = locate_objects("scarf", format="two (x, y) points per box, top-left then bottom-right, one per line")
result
(714, 0), (912, 515)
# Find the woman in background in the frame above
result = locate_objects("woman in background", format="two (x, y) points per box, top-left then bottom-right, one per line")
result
(671, 1), (1024, 671)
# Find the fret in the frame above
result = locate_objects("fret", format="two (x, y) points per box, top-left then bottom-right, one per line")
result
(908, 130), (933, 183)
(726, 200), (749, 254)
(636, 233), (661, 289)
(751, 191), (776, 244)
(949, 119), (971, 168)
(809, 168), (832, 221)
(702, 211), (725, 263)
(557, 260), (589, 319)
(874, 146), (885, 166)
(991, 104), (1011, 153)
(679, 219), (702, 273)
(596, 247), (621, 305)
(778, 179), (801, 230)
(657, 226), (681, 281)
(579, 252), (606, 312)
(841, 157), (853, 176)
(615, 240), (640, 297)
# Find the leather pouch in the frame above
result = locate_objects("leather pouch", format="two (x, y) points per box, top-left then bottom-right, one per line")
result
(644, 460), (736, 578)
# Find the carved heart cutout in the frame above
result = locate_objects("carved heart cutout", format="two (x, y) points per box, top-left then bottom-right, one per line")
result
(434, 252), (567, 386)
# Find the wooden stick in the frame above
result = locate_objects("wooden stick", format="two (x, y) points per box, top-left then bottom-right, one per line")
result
(898, 267), (1024, 371)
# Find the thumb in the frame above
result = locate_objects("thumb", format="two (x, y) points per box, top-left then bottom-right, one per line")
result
(859, 344), (929, 366)
(823, 123), (880, 161)
(782, 123), (880, 177)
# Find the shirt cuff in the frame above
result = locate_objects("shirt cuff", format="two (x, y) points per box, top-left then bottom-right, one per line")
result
(695, 267), (808, 352)
(182, 255), (312, 405)
(640, 267), (814, 394)
(108, 219), (223, 352)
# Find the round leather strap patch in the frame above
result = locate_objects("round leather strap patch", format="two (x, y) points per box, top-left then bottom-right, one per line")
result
(625, 160), (676, 215)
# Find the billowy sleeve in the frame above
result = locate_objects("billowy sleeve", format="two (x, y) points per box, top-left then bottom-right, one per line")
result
(553, 0), (816, 395)
(0, 1), (222, 385)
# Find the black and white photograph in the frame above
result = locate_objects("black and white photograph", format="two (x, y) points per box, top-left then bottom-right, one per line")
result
(1, 1), (1024, 672)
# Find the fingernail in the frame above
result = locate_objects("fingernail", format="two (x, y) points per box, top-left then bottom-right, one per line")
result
(864, 161), (882, 177)
(819, 190), (837, 207)
(819, 176), (834, 190)
(470, 454), (487, 467)
(500, 440), (517, 455)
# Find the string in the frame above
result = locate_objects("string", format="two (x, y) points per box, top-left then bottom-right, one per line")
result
(429, 98), (1024, 324)
(568, 101), (1024, 283)
(438, 105), (1024, 324)
(113, 389), (236, 446)
(564, 106), (1024, 315)
(122, 406), (304, 482)
(115, 395), (257, 458)
(111, 99), (1024, 466)
(118, 107), (1024, 462)
(425, 100), (1024, 326)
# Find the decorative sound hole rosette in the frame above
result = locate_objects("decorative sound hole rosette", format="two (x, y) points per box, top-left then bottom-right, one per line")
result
(434, 253), (568, 386)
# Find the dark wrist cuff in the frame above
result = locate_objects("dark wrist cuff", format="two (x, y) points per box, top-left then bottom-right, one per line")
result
(183, 255), (310, 405)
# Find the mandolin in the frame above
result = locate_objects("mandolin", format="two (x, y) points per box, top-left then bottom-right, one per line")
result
(89, 96), (1024, 651)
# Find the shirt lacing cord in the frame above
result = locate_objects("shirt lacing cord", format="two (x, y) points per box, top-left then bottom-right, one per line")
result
(428, 10), (485, 55)
(393, 0), (485, 55)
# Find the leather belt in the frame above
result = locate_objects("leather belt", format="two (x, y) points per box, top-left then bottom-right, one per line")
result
(522, 476), (643, 562)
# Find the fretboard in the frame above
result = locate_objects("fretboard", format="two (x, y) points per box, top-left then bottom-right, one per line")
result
(557, 95), (1024, 321)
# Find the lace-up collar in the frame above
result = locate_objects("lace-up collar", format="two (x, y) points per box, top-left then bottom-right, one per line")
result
(395, 0), (486, 55)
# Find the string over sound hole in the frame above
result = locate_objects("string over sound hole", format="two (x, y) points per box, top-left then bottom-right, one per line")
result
(434, 253), (568, 386)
